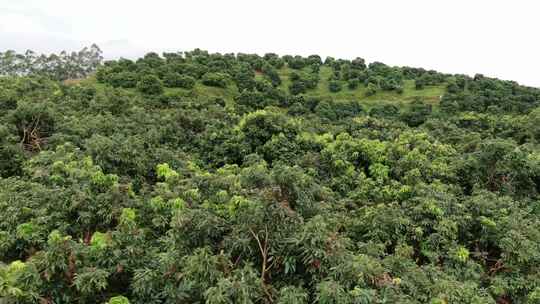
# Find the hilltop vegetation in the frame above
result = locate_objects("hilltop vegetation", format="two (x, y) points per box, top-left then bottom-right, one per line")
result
(1, 47), (540, 303)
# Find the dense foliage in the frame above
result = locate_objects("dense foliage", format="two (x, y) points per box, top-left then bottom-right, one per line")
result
(1, 47), (540, 304)
(0, 45), (103, 81)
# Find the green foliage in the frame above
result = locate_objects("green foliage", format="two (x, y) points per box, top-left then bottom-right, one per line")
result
(202, 72), (229, 88)
(156, 163), (180, 181)
(277, 286), (309, 304)
(451, 246), (470, 263)
(289, 70), (319, 95)
(238, 109), (297, 151)
(73, 267), (109, 297)
(400, 98), (432, 127)
(108, 295), (130, 304)
(315, 280), (350, 304)
(90, 231), (109, 250)
(163, 72), (195, 89)
(529, 288), (540, 304)
(289, 80), (307, 95)
(0, 45), (102, 80)
(108, 71), (138, 88)
(120, 208), (137, 227)
(136, 74), (163, 95)
(365, 82), (377, 96)
(328, 80), (342, 92)
(205, 265), (263, 304)
(262, 63), (282, 86)
(1, 47), (539, 303)
(347, 78), (360, 90)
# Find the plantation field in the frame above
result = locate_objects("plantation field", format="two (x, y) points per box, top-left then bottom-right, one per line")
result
(1, 47), (540, 304)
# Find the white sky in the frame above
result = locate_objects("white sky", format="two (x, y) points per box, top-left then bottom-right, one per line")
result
(1, 0), (539, 87)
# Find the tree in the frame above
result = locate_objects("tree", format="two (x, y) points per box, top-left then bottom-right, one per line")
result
(233, 65), (256, 91)
(351, 57), (366, 70)
(400, 98), (432, 127)
(328, 80), (342, 93)
(365, 83), (378, 96)
(163, 72), (195, 89)
(238, 109), (296, 151)
(347, 78), (360, 90)
(0, 124), (23, 177)
(459, 139), (538, 196)
(277, 286), (308, 304)
(136, 74), (163, 94)
(368, 104), (399, 118)
(526, 107), (540, 143)
(287, 55), (308, 69)
(202, 72), (229, 88)
(308, 55), (323, 66)
(289, 81), (307, 95)
(264, 53), (285, 68)
(415, 76), (426, 90)
(2, 47), (540, 304)
(205, 266), (264, 304)
(0, 45), (102, 80)
(235, 90), (268, 112)
(262, 64), (281, 86)
(108, 71), (138, 88)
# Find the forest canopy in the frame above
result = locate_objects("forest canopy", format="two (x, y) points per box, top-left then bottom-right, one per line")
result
(1, 46), (540, 304)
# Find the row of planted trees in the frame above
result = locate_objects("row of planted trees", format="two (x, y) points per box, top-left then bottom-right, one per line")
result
(94, 49), (455, 99)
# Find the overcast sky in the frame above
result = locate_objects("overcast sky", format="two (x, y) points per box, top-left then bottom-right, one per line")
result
(1, 0), (539, 87)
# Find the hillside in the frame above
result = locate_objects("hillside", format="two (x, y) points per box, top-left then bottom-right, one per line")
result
(1, 49), (540, 304)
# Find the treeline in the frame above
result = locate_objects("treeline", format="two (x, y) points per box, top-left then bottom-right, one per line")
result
(0, 48), (540, 303)
(0, 44), (103, 81)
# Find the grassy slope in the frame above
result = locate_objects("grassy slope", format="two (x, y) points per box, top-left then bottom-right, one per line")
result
(263, 65), (445, 109)
(87, 65), (447, 109)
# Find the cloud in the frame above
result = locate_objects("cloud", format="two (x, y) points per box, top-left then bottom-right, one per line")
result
(0, 12), (44, 34)
(0, 31), (81, 53)
(99, 40), (147, 60)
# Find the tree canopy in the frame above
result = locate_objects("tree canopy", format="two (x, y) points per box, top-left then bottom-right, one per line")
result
(1, 47), (540, 304)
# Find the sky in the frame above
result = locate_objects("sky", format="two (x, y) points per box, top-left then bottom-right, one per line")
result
(1, 0), (539, 87)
